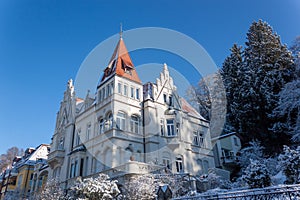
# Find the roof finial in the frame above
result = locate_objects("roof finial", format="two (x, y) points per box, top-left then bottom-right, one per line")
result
(119, 23), (123, 39)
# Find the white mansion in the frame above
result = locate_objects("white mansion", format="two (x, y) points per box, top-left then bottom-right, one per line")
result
(48, 35), (227, 188)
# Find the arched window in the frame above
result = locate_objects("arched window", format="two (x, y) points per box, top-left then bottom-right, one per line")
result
(130, 115), (139, 134)
(105, 113), (113, 130)
(98, 118), (104, 134)
(176, 156), (184, 173)
(116, 111), (126, 130)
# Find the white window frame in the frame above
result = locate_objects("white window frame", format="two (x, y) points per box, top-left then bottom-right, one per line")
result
(176, 157), (183, 173)
(116, 111), (126, 130)
(98, 118), (104, 134)
(193, 131), (199, 146)
(130, 87), (135, 98)
(136, 88), (140, 100)
(130, 115), (139, 134)
(118, 82), (122, 94)
(124, 84), (128, 96)
(166, 119), (175, 136)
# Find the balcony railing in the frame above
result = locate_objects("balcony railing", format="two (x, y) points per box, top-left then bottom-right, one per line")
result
(221, 155), (237, 165)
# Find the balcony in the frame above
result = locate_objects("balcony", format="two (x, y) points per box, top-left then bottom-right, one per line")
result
(221, 155), (237, 166)
(47, 149), (65, 168)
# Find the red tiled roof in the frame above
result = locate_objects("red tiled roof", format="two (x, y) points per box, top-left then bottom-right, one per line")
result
(101, 38), (141, 84)
(181, 98), (206, 120)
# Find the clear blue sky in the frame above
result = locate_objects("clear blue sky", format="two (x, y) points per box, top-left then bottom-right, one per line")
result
(0, 0), (299, 154)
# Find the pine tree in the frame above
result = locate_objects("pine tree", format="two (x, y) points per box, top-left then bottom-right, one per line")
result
(272, 37), (300, 143)
(221, 44), (243, 133)
(221, 20), (294, 152)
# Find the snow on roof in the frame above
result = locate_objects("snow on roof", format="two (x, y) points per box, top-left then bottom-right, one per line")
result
(180, 98), (206, 120)
(211, 132), (237, 141)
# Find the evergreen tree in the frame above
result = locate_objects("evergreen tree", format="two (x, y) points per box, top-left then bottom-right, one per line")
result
(221, 20), (294, 152)
(220, 44), (243, 133)
(242, 159), (271, 188)
(272, 37), (300, 143)
(242, 20), (294, 151)
(278, 145), (300, 184)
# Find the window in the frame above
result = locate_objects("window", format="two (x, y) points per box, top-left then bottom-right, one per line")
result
(234, 137), (239, 146)
(86, 124), (91, 140)
(79, 158), (84, 176)
(136, 88), (140, 100)
(116, 111), (126, 130)
(199, 131), (204, 147)
(163, 93), (167, 103)
(130, 115), (139, 134)
(163, 158), (171, 170)
(110, 82), (114, 95)
(176, 157), (183, 173)
(107, 84), (111, 96)
(124, 84), (128, 96)
(193, 130), (205, 147)
(17, 174), (23, 187)
(169, 95), (173, 106)
(106, 113), (113, 130)
(167, 119), (175, 136)
(75, 129), (81, 146)
(130, 87), (134, 98)
(58, 137), (64, 150)
(160, 119), (165, 136)
(99, 119), (104, 134)
(74, 160), (78, 177)
(101, 88), (105, 100)
(98, 90), (102, 102)
(103, 86), (107, 99)
(118, 83), (122, 94)
(193, 131), (199, 146)
(85, 157), (89, 176)
(38, 176), (43, 188)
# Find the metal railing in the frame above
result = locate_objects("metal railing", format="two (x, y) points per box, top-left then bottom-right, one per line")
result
(173, 184), (300, 200)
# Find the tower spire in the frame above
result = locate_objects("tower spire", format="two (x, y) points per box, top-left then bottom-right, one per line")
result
(119, 23), (123, 39)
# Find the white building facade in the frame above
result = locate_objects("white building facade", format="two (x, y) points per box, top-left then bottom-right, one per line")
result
(48, 35), (223, 189)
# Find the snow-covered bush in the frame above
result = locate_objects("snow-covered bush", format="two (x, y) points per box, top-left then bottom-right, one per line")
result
(69, 174), (120, 200)
(156, 174), (188, 198)
(3, 187), (21, 200)
(242, 159), (271, 188)
(278, 145), (300, 184)
(122, 174), (157, 200)
(35, 179), (65, 200)
(237, 140), (264, 170)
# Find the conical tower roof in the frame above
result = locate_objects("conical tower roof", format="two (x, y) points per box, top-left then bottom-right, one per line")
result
(100, 36), (141, 84)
